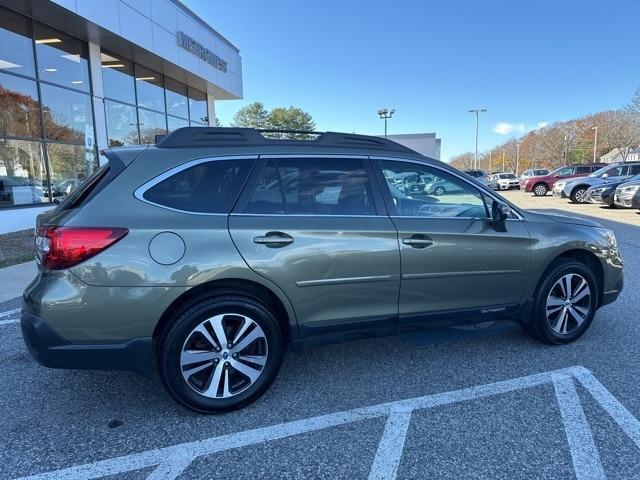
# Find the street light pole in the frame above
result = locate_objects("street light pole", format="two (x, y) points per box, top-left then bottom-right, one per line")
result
(489, 151), (492, 173)
(592, 126), (598, 162)
(468, 108), (487, 169)
(516, 143), (520, 176)
(378, 108), (395, 139)
(502, 148), (505, 173)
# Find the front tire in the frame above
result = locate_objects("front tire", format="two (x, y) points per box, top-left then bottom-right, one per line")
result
(524, 260), (598, 345)
(158, 295), (284, 413)
(533, 183), (548, 196)
(570, 186), (588, 203)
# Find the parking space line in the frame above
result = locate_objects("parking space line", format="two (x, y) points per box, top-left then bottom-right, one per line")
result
(368, 411), (412, 480)
(146, 452), (196, 480)
(0, 318), (19, 325)
(12, 366), (640, 480)
(574, 368), (640, 450)
(553, 376), (605, 480)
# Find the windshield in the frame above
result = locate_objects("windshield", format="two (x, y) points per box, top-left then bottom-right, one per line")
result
(500, 174), (516, 179)
(589, 165), (612, 177)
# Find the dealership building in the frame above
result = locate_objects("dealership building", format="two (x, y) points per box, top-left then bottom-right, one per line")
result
(0, 0), (242, 233)
(384, 133), (441, 160)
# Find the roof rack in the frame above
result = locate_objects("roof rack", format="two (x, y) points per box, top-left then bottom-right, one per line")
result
(154, 127), (418, 154)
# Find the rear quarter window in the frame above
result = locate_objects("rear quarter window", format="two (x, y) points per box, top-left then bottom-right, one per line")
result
(142, 159), (253, 213)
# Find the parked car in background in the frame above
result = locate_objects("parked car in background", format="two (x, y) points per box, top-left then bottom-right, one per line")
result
(521, 163), (605, 196)
(520, 169), (549, 180)
(556, 162), (640, 203)
(492, 173), (519, 190)
(614, 178), (640, 208)
(464, 169), (489, 185)
(585, 173), (640, 207)
(424, 177), (465, 195)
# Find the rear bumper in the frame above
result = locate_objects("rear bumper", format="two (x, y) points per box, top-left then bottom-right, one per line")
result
(20, 312), (152, 375)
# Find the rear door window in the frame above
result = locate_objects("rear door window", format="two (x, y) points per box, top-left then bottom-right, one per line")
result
(143, 159), (253, 213)
(245, 158), (376, 215)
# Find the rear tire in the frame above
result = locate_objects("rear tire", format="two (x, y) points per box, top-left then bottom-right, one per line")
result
(524, 260), (598, 345)
(158, 295), (284, 413)
(532, 183), (548, 196)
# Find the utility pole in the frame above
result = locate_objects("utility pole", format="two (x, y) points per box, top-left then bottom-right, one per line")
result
(564, 135), (569, 164)
(468, 108), (487, 169)
(377, 108), (395, 139)
(502, 148), (506, 173)
(592, 126), (598, 162)
(516, 143), (520, 176)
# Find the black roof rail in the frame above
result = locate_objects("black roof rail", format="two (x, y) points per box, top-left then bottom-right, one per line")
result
(154, 127), (418, 154)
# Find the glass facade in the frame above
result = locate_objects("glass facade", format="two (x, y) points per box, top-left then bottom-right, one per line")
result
(101, 50), (208, 147)
(0, 6), (211, 209)
(0, 6), (97, 209)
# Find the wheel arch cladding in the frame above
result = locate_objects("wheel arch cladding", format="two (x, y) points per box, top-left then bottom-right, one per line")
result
(540, 249), (604, 305)
(153, 278), (295, 348)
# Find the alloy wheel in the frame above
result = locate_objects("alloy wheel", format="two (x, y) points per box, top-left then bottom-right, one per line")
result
(574, 188), (588, 203)
(534, 184), (547, 196)
(180, 313), (268, 398)
(546, 273), (592, 335)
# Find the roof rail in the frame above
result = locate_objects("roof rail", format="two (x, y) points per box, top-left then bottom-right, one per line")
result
(154, 127), (418, 154)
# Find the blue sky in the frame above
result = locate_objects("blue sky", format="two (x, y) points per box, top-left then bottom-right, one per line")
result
(184, 0), (640, 162)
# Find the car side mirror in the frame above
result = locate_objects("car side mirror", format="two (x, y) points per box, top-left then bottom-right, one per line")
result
(491, 200), (511, 230)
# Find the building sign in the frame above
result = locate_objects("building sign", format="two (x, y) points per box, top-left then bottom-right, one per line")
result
(177, 31), (227, 73)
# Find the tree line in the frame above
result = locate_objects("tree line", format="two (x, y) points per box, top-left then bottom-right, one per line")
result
(229, 101), (316, 139)
(450, 89), (640, 173)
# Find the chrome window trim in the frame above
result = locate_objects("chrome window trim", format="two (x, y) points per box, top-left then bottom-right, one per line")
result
(370, 155), (524, 221)
(133, 154), (258, 216)
(230, 213), (382, 218)
(259, 154), (369, 159)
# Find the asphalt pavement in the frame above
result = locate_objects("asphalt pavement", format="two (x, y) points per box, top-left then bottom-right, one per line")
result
(1, 200), (639, 480)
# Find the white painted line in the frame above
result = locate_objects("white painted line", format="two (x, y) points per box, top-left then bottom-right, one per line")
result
(12, 365), (640, 480)
(146, 452), (196, 480)
(0, 318), (19, 325)
(368, 411), (412, 480)
(0, 308), (20, 318)
(553, 376), (605, 480)
(574, 367), (640, 450)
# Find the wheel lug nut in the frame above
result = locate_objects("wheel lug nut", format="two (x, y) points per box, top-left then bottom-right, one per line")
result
(224, 361), (229, 368)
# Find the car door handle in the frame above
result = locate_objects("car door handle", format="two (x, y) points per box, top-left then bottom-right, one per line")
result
(402, 235), (434, 248)
(253, 232), (294, 247)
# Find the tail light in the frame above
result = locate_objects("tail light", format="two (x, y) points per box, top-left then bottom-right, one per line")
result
(35, 227), (128, 270)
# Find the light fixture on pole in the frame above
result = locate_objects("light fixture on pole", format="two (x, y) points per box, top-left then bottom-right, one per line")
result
(592, 126), (598, 162)
(468, 108), (487, 169)
(378, 108), (395, 139)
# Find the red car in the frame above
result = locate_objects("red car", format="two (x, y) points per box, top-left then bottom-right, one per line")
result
(520, 163), (606, 196)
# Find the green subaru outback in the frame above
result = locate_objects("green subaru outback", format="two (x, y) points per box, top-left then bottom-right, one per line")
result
(21, 128), (623, 413)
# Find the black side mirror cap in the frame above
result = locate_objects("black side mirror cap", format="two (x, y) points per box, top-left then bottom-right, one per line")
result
(491, 200), (511, 230)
